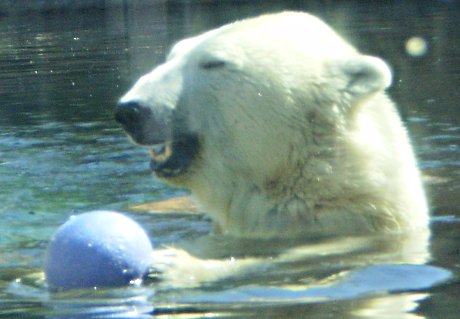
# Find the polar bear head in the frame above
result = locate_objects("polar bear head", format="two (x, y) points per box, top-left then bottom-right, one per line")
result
(116, 12), (426, 237)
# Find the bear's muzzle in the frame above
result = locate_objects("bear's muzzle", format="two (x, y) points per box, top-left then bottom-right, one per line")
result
(115, 101), (199, 178)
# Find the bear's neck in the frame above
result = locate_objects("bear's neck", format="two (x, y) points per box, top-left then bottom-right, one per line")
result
(193, 151), (387, 238)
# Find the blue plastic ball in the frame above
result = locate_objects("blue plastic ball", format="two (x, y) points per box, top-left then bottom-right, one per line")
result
(45, 211), (153, 291)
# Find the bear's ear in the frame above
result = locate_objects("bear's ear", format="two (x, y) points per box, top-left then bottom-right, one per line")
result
(333, 55), (392, 98)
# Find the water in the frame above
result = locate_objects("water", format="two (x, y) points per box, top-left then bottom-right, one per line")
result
(0, 1), (459, 318)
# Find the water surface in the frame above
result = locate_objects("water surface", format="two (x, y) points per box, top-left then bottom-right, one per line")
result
(0, 2), (459, 318)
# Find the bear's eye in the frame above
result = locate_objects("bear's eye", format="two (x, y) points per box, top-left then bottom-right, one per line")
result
(200, 60), (226, 70)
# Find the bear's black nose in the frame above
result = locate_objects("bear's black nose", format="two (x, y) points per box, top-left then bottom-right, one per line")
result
(115, 102), (149, 131)
(115, 101), (155, 144)
(115, 101), (173, 145)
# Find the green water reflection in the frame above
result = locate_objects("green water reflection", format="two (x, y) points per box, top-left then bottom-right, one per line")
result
(0, 1), (459, 318)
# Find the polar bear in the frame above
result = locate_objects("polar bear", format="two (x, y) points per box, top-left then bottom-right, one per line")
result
(115, 11), (428, 240)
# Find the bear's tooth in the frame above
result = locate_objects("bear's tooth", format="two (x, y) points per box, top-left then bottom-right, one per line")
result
(150, 143), (172, 163)
(151, 144), (166, 155)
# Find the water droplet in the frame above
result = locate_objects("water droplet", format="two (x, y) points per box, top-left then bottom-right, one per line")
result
(129, 278), (142, 286)
(405, 37), (428, 57)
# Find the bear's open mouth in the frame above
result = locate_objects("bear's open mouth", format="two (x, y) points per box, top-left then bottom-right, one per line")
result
(149, 143), (173, 164)
(148, 135), (199, 178)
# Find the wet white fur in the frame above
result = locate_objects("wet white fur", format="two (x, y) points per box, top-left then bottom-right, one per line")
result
(121, 12), (428, 239)
(119, 13), (432, 304)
